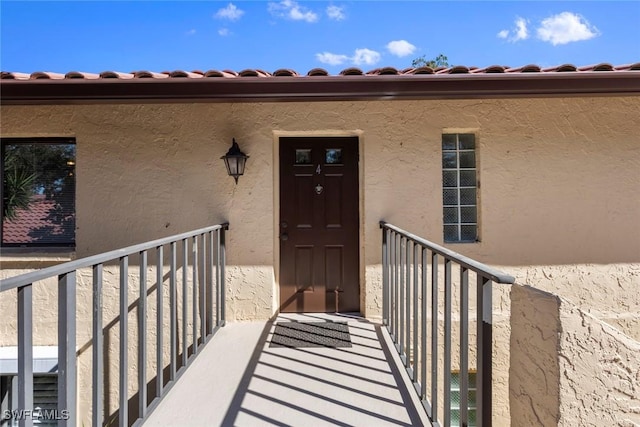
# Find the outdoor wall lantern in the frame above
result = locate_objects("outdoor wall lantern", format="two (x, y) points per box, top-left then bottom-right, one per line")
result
(221, 138), (249, 184)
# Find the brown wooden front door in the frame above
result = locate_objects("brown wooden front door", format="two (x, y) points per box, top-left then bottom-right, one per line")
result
(279, 137), (360, 313)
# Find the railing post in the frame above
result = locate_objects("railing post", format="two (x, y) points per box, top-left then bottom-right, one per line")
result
(58, 271), (76, 427)
(420, 247), (427, 401)
(412, 243), (419, 381)
(477, 276), (493, 427)
(220, 225), (227, 326)
(156, 246), (164, 398)
(17, 284), (33, 427)
(139, 251), (148, 419)
(170, 241), (177, 381)
(119, 256), (128, 427)
(182, 238), (188, 366)
(192, 236), (198, 354)
(460, 267), (469, 427)
(431, 252), (438, 422)
(92, 264), (104, 427)
(443, 258), (452, 427)
(381, 224), (389, 326)
(207, 231), (214, 335)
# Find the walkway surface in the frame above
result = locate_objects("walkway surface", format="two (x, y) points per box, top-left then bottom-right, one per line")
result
(142, 313), (428, 427)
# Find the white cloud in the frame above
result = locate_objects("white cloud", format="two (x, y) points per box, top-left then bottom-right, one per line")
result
(316, 52), (349, 66)
(268, 0), (318, 23)
(218, 28), (230, 36)
(498, 17), (529, 42)
(386, 40), (416, 57)
(315, 48), (381, 67)
(353, 48), (381, 66)
(326, 5), (345, 21)
(186, 29), (196, 36)
(215, 3), (244, 21)
(537, 12), (599, 45)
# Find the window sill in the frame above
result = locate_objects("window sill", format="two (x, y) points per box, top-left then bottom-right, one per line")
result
(0, 247), (75, 269)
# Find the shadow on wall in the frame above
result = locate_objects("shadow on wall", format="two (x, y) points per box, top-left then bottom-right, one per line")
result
(75, 266), (211, 427)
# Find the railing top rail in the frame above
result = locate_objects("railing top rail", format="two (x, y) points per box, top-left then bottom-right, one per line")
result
(380, 221), (515, 284)
(0, 222), (229, 292)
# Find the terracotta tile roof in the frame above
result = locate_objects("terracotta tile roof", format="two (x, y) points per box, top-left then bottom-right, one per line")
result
(1, 63), (638, 103)
(2, 195), (75, 245)
(2, 63), (639, 80)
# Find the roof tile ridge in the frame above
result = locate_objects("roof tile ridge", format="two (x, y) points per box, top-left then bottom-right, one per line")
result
(99, 71), (135, 79)
(31, 72), (66, 79)
(307, 68), (329, 76)
(65, 71), (101, 79)
(131, 71), (169, 79)
(1, 72), (31, 80)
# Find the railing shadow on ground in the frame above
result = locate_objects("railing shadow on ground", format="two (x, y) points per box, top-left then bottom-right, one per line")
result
(219, 313), (425, 427)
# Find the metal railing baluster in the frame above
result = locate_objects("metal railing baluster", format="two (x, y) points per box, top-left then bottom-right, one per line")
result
(379, 221), (513, 427)
(208, 231), (214, 335)
(390, 231), (396, 340)
(182, 238), (188, 365)
(382, 227), (389, 326)
(405, 239), (411, 369)
(92, 264), (104, 427)
(200, 234), (206, 343)
(0, 223), (229, 427)
(413, 243), (419, 381)
(460, 267), (469, 427)
(478, 275), (493, 427)
(192, 236), (198, 355)
(431, 252), (438, 422)
(421, 247), (427, 401)
(220, 226), (226, 325)
(58, 271), (77, 427)
(119, 256), (128, 427)
(17, 284), (33, 427)
(216, 230), (222, 327)
(444, 258), (452, 427)
(139, 251), (148, 418)
(170, 241), (177, 381)
(399, 237), (405, 357)
(156, 246), (164, 398)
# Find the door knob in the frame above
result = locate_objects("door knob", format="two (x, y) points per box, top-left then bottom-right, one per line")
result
(281, 222), (288, 228)
(280, 233), (289, 241)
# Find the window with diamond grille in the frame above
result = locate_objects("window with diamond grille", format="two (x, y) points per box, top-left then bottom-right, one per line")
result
(442, 133), (477, 243)
(451, 371), (477, 427)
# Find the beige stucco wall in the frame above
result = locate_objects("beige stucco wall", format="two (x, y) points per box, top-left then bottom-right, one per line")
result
(510, 284), (640, 426)
(2, 97), (638, 318)
(1, 96), (639, 424)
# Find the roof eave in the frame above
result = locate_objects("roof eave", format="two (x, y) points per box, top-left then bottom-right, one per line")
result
(1, 72), (639, 105)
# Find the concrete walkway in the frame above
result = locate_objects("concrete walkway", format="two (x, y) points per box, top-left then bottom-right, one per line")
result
(142, 313), (429, 427)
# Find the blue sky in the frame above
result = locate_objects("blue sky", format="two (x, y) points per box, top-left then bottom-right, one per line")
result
(1, 1), (639, 73)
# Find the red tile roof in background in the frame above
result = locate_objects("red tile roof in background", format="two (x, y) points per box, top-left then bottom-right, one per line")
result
(2, 195), (74, 245)
(2, 63), (639, 80)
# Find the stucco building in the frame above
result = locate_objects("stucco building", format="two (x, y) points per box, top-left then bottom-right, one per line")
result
(1, 63), (639, 426)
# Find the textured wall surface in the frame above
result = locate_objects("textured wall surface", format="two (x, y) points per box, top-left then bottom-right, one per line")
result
(1, 96), (639, 424)
(510, 284), (640, 427)
(510, 285), (561, 426)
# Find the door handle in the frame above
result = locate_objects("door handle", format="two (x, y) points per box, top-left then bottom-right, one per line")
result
(280, 233), (289, 241)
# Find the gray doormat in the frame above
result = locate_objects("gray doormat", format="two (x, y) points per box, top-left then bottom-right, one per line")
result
(270, 321), (352, 348)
